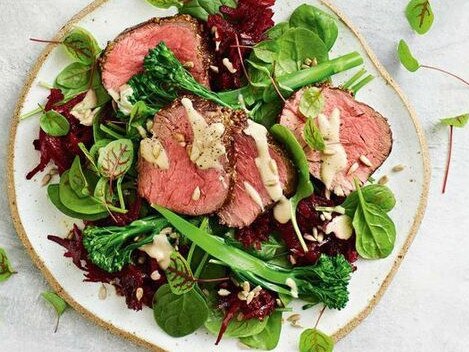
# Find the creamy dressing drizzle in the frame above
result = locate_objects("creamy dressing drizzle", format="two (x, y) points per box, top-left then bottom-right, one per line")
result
(140, 137), (170, 170)
(181, 98), (226, 170)
(139, 228), (174, 270)
(317, 108), (348, 189)
(325, 214), (353, 240)
(243, 182), (264, 211)
(243, 120), (291, 223)
(109, 84), (134, 115)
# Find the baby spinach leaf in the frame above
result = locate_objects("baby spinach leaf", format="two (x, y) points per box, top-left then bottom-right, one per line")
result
(251, 99), (283, 129)
(205, 308), (268, 338)
(47, 184), (108, 220)
(341, 184), (396, 217)
(353, 181), (396, 259)
(93, 177), (113, 204)
(97, 139), (134, 179)
(299, 87), (325, 119)
(153, 284), (209, 337)
(59, 170), (107, 215)
(145, 0), (182, 9)
(63, 27), (101, 65)
(304, 118), (326, 151)
(441, 113), (469, 128)
(274, 28), (328, 77)
(0, 248), (16, 282)
(165, 251), (196, 295)
(266, 22), (290, 40)
(270, 124), (313, 253)
(40, 110), (70, 137)
(253, 40), (279, 64)
(299, 328), (334, 352)
(406, 0), (434, 35)
(180, 0), (236, 21)
(68, 157), (90, 198)
(289, 4), (339, 50)
(55, 62), (91, 89)
(240, 311), (282, 350)
(397, 40), (420, 72)
(41, 291), (68, 333)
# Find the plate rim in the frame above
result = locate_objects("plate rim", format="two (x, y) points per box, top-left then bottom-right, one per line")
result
(7, 0), (431, 350)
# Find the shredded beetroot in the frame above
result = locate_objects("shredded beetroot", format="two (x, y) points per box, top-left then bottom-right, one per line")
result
(48, 225), (166, 311)
(26, 89), (92, 180)
(207, 0), (275, 90)
(215, 281), (276, 344)
(236, 188), (358, 266)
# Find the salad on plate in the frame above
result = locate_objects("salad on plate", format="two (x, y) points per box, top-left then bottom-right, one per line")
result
(22, 0), (398, 350)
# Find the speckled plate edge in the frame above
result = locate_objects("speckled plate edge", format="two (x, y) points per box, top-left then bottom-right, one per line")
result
(7, 1), (431, 351)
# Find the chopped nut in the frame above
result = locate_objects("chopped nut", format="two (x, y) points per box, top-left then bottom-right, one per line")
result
(289, 255), (297, 265)
(304, 58), (313, 66)
(304, 234), (316, 242)
(210, 65), (220, 73)
(301, 64), (310, 70)
(136, 287), (144, 301)
(246, 291), (255, 305)
(150, 270), (161, 281)
(378, 175), (389, 185)
(98, 284), (107, 300)
(323, 212), (332, 221)
(359, 155), (373, 167)
(222, 58), (237, 74)
(137, 256), (146, 264)
(286, 314), (301, 323)
(192, 186), (201, 201)
(320, 214), (326, 221)
(347, 162), (359, 175)
(183, 61), (194, 69)
(237, 312), (244, 321)
(49, 168), (59, 176)
(40, 173), (52, 187)
(392, 164), (405, 172)
(252, 286), (262, 295)
(238, 291), (248, 301)
(316, 233), (324, 243)
(218, 289), (231, 297)
(242, 281), (250, 293)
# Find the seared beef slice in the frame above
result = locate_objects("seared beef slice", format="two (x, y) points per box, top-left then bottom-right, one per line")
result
(218, 120), (296, 228)
(138, 96), (240, 215)
(100, 15), (210, 93)
(280, 86), (392, 196)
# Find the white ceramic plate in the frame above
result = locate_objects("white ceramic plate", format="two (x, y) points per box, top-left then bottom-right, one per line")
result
(8, 0), (430, 351)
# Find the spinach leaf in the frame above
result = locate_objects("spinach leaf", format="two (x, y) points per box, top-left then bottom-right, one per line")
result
(180, 0), (236, 21)
(225, 234), (286, 261)
(59, 170), (107, 215)
(274, 28), (328, 77)
(40, 110), (70, 137)
(165, 251), (196, 295)
(270, 124), (313, 253)
(352, 181), (396, 259)
(441, 113), (469, 128)
(406, 0), (434, 35)
(153, 284), (209, 337)
(93, 177), (113, 204)
(48, 184), (108, 220)
(41, 291), (68, 333)
(205, 308), (268, 338)
(341, 184), (396, 217)
(240, 311), (282, 350)
(145, 0), (182, 9)
(0, 248), (16, 282)
(63, 27), (101, 65)
(55, 62), (91, 89)
(266, 22), (290, 40)
(251, 99), (283, 129)
(303, 117), (326, 151)
(253, 40), (279, 64)
(397, 40), (420, 72)
(68, 157), (90, 198)
(299, 328), (334, 352)
(97, 139), (134, 179)
(289, 4), (339, 50)
(299, 87), (324, 119)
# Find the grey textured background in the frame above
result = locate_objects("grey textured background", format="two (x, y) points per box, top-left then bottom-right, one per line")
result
(1, 1), (468, 351)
